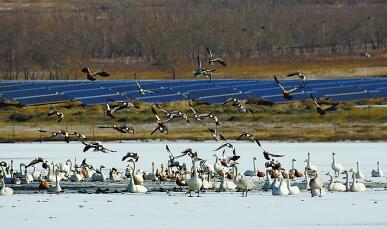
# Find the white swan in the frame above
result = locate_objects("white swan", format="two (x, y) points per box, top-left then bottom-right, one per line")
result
(350, 169), (366, 192)
(127, 160), (148, 193)
(272, 177), (289, 196)
(286, 174), (300, 195)
(304, 167), (310, 190)
(371, 161), (384, 177)
(331, 152), (345, 177)
(342, 170), (350, 192)
(91, 165), (106, 182)
(69, 169), (84, 182)
(326, 172), (345, 192)
(355, 161), (365, 179)
(187, 158), (203, 197)
(305, 153), (318, 174)
(213, 154), (224, 174)
(244, 157), (257, 177)
(309, 170), (323, 197)
(219, 172), (236, 191)
(31, 166), (41, 181)
(0, 177), (13, 196)
(50, 169), (62, 193)
(109, 168), (122, 181)
(234, 165), (255, 196)
(262, 170), (272, 191)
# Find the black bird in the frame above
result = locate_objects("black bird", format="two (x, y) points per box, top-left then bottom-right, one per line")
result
(25, 157), (44, 168)
(122, 152), (139, 162)
(81, 67), (110, 81)
(310, 94), (339, 116)
(206, 48), (227, 66)
(48, 109), (64, 123)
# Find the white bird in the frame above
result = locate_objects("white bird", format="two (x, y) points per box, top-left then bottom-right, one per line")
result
(187, 158), (203, 197)
(305, 152), (318, 175)
(350, 169), (366, 192)
(49, 169), (62, 193)
(244, 157), (257, 177)
(127, 160), (148, 193)
(272, 177), (289, 196)
(304, 168), (310, 190)
(91, 165), (106, 182)
(331, 152), (345, 177)
(69, 170), (83, 182)
(234, 165), (256, 196)
(285, 173), (300, 195)
(342, 170), (351, 192)
(326, 172), (345, 192)
(309, 170), (323, 197)
(371, 161), (384, 177)
(219, 172), (236, 191)
(0, 177), (13, 196)
(213, 154), (224, 174)
(355, 161), (365, 179)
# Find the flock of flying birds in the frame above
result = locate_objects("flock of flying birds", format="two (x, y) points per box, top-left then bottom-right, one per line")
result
(0, 48), (350, 197)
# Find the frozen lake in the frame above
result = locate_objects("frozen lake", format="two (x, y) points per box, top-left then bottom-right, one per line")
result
(1, 141), (387, 228)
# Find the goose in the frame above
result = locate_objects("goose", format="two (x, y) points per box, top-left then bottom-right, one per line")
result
(286, 174), (300, 195)
(236, 131), (260, 145)
(38, 129), (71, 143)
(355, 161), (364, 179)
(81, 67), (110, 81)
(244, 157), (258, 177)
(289, 159), (303, 178)
(305, 153), (318, 174)
(193, 54), (215, 81)
(155, 104), (190, 123)
(206, 48), (227, 66)
(326, 172), (345, 192)
(133, 73), (154, 95)
(188, 102), (206, 121)
(272, 176), (289, 196)
(219, 172), (236, 191)
(48, 109), (64, 123)
(371, 161), (384, 177)
(200, 160), (215, 175)
(350, 169), (366, 192)
(127, 159), (148, 193)
(342, 170), (351, 192)
(81, 141), (116, 153)
(70, 132), (87, 140)
(262, 169), (272, 191)
(309, 170), (323, 197)
(0, 176), (13, 196)
(331, 152), (345, 177)
(310, 94), (339, 115)
(122, 152), (140, 162)
(98, 124), (135, 134)
(105, 102), (120, 119)
(49, 169), (62, 193)
(108, 99), (141, 111)
(187, 158), (203, 197)
(223, 98), (253, 113)
(274, 74), (305, 99)
(150, 106), (169, 135)
(208, 128), (225, 141)
(214, 143), (233, 151)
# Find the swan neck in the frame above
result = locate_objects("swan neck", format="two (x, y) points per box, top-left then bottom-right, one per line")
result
(291, 160), (295, 170)
(152, 162), (155, 174)
(253, 158), (256, 172)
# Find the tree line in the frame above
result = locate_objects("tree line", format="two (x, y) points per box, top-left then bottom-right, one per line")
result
(0, 0), (386, 80)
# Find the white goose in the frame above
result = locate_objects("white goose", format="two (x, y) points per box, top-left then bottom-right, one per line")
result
(326, 171), (345, 192)
(350, 169), (366, 192)
(371, 161), (384, 177)
(91, 165), (106, 182)
(0, 177), (13, 196)
(49, 169), (62, 193)
(187, 158), (203, 197)
(244, 157), (257, 177)
(331, 152), (345, 177)
(127, 160), (148, 193)
(355, 161), (365, 179)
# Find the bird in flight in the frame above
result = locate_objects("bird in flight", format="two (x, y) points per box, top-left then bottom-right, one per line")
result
(81, 67), (110, 81)
(310, 94), (339, 115)
(206, 48), (227, 66)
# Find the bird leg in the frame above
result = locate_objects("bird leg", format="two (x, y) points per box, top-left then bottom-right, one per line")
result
(197, 189), (200, 197)
(189, 191), (192, 197)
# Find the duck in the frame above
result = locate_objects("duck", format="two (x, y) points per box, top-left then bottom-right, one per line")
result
(309, 170), (323, 197)
(350, 169), (366, 192)
(91, 165), (106, 182)
(244, 157), (258, 177)
(371, 161), (384, 177)
(325, 171), (345, 192)
(126, 159), (148, 193)
(187, 158), (203, 197)
(0, 176), (13, 196)
(355, 162), (364, 179)
(49, 169), (62, 193)
(331, 152), (345, 177)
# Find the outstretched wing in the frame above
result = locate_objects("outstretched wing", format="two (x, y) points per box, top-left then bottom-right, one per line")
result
(81, 67), (90, 74)
(206, 47), (213, 58)
(274, 76), (285, 91)
(323, 103), (339, 111)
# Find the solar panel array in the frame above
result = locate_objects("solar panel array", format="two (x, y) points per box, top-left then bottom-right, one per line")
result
(0, 77), (386, 106)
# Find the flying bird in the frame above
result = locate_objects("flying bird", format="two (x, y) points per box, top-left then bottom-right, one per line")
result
(81, 141), (116, 153)
(150, 106), (169, 135)
(134, 73), (154, 95)
(193, 54), (215, 81)
(223, 97), (253, 113)
(38, 129), (70, 143)
(262, 150), (285, 161)
(155, 104), (190, 123)
(310, 94), (339, 115)
(214, 143), (233, 151)
(98, 124), (135, 134)
(206, 48), (227, 66)
(200, 112), (220, 126)
(81, 67), (110, 81)
(274, 74), (306, 99)
(236, 131), (261, 146)
(48, 109), (64, 123)
(208, 128), (226, 141)
(122, 152), (139, 162)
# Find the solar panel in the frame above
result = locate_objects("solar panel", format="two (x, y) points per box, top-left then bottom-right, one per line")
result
(325, 92), (378, 102)
(77, 94), (126, 105)
(187, 87), (237, 99)
(3, 88), (51, 99)
(16, 94), (70, 105)
(199, 93), (248, 104)
(62, 88), (118, 99)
